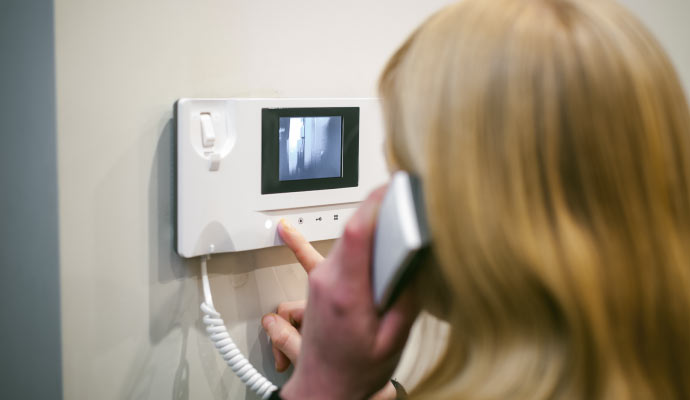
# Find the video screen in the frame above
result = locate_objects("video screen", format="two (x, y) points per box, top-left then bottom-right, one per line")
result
(278, 116), (343, 181)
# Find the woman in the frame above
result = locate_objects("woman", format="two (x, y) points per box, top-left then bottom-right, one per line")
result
(262, 0), (690, 398)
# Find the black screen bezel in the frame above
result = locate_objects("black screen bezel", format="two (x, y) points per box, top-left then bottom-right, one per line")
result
(261, 107), (359, 195)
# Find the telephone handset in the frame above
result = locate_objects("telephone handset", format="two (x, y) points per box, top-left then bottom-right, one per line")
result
(372, 171), (431, 312)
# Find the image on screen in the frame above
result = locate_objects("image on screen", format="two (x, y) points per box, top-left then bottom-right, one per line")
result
(278, 116), (343, 181)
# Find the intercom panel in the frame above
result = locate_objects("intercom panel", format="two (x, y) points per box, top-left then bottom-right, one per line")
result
(176, 98), (388, 257)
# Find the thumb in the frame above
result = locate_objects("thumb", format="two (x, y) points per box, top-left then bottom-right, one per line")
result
(262, 313), (302, 365)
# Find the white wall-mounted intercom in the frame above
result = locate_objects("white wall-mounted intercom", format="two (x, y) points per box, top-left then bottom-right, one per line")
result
(176, 98), (389, 257)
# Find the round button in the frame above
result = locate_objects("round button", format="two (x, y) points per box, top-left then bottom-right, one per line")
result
(264, 219), (273, 230)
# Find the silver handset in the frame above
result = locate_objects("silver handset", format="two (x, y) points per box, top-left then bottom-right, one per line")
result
(372, 171), (431, 312)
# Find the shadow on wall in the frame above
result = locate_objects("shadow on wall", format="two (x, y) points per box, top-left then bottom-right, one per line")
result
(114, 113), (322, 399)
(147, 117), (195, 399)
(112, 116), (197, 400)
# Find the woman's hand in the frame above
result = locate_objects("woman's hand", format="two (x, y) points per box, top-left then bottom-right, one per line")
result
(262, 214), (324, 372)
(263, 299), (399, 400)
(262, 299), (305, 372)
(262, 188), (419, 400)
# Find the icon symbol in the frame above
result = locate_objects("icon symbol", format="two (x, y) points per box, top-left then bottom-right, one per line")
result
(298, 217), (304, 224)
(316, 217), (322, 222)
(334, 214), (339, 221)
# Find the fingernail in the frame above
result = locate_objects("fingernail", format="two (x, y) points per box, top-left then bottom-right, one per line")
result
(280, 219), (293, 232)
(262, 314), (276, 330)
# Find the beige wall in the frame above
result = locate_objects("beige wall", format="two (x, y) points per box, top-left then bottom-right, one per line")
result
(55, 1), (690, 399)
(621, 0), (690, 93)
(55, 1), (453, 399)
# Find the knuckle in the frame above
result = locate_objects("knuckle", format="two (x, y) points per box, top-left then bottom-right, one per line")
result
(273, 327), (292, 349)
(307, 264), (354, 316)
(309, 272), (350, 315)
(308, 270), (326, 294)
(313, 258), (326, 271)
(330, 289), (354, 316)
(342, 219), (364, 244)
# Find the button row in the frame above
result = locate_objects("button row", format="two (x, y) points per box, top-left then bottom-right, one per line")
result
(297, 214), (339, 224)
(265, 214), (343, 231)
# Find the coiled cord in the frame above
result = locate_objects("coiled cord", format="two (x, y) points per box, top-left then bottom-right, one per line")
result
(200, 255), (278, 399)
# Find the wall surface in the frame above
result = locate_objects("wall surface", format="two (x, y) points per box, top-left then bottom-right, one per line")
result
(54, 1), (452, 399)
(0, 1), (62, 398)
(620, 0), (690, 93)
(55, 0), (690, 399)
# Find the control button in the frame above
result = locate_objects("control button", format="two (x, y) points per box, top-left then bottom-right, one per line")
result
(298, 217), (304, 224)
(264, 219), (273, 230)
(200, 113), (216, 147)
(334, 214), (339, 221)
(315, 217), (322, 222)
(208, 152), (221, 171)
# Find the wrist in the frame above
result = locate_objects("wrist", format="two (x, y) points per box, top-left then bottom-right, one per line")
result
(281, 368), (364, 400)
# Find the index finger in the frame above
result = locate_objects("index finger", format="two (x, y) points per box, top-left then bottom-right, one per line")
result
(278, 219), (324, 273)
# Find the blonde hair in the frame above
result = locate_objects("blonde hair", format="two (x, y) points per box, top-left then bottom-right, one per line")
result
(380, 0), (690, 398)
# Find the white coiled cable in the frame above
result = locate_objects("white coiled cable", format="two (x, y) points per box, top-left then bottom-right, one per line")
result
(200, 255), (278, 399)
